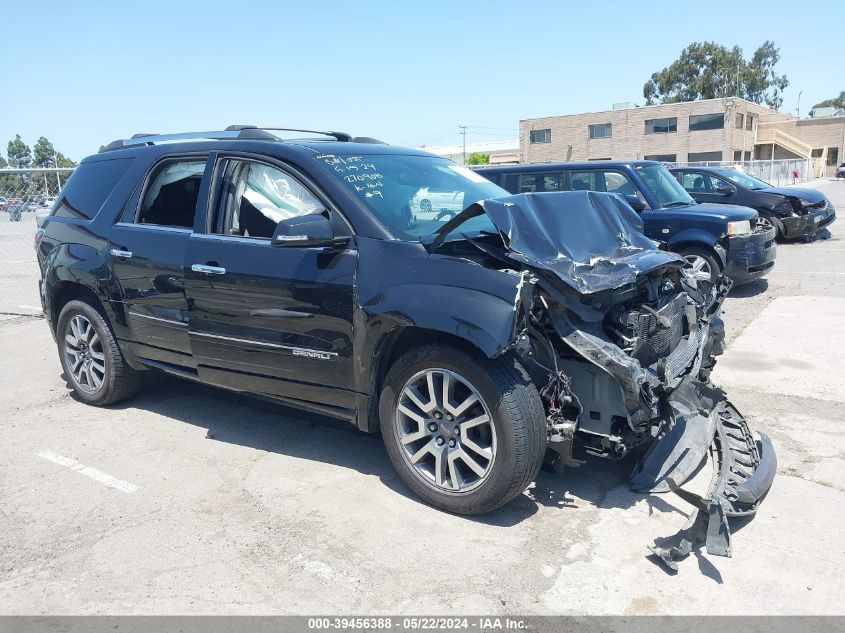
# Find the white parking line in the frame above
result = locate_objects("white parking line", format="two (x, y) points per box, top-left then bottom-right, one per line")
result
(38, 450), (139, 493)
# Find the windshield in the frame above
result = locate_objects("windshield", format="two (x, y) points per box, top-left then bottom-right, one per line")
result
(716, 169), (771, 190)
(315, 153), (506, 239)
(635, 164), (695, 207)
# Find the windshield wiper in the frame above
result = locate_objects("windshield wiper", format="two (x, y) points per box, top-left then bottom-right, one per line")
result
(664, 200), (694, 207)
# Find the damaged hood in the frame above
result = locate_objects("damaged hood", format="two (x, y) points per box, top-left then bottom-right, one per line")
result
(432, 191), (685, 294)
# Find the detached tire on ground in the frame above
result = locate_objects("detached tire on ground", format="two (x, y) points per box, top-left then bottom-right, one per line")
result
(57, 299), (143, 406)
(379, 343), (547, 515)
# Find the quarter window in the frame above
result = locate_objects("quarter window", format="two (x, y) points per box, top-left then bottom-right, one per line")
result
(137, 159), (207, 227)
(529, 129), (551, 144)
(589, 123), (612, 139)
(689, 113), (724, 132)
(215, 160), (325, 239)
(644, 117), (677, 134)
(53, 158), (134, 220)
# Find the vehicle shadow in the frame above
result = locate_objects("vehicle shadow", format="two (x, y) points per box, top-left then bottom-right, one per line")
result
(728, 278), (768, 298)
(89, 372), (733, 565)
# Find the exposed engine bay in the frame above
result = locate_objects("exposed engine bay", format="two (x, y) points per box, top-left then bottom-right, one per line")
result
(429, 191), (776, 570)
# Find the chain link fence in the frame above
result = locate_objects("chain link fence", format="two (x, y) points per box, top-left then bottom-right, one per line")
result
(0, 168), (74, 320)
(670, 158), (816, 187)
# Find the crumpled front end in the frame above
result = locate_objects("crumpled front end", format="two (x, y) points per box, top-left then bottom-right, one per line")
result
(432, 191), (776, 570)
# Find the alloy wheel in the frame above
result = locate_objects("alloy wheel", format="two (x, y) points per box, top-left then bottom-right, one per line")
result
(395, 368), (496, 493)
(684, 254), (713, 287)
(64, 314), (106, 393)
(758, 217), (776, 233)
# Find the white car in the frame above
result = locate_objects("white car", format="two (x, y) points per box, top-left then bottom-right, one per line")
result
(409, 188), (465, 221)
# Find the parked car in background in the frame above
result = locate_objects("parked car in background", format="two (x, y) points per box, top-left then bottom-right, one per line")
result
(34, 127), (773, 567)
(0, 196), (8, 211)
(477, 161), (777, 292)
(836, 163), (845, 179)
(8, 201), (25, 221)
(670, 166), (837, 241)
(409, 187), (465, 221)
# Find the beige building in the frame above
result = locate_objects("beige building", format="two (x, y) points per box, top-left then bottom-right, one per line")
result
(521, 97), (845, 177)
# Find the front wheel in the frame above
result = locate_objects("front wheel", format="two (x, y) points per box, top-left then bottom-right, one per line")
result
(678, 246), (721, 294)
(379, 343), (547, 515)
(757, 214), (781, 241)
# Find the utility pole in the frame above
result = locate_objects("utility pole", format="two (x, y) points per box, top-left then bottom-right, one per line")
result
(459, 125), (468, 164)
(797, 91), (803, 118)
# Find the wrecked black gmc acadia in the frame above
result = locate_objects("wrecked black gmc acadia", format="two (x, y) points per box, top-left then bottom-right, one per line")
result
(37, 131), (775, 569)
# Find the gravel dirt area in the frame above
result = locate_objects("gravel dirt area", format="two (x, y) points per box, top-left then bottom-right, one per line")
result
(1, 180), (844, 615)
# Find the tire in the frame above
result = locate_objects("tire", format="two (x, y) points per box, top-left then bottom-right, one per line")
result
(57, 299), (143, 406)
(379, 343), (546, 515)
(678, 246), (721, 291)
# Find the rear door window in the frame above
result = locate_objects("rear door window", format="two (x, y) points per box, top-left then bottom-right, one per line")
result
(568, 171), (606, 192)
(53, 158), (134, 220)
(136, 159), (208, 228)
(681, 172), (713, 193)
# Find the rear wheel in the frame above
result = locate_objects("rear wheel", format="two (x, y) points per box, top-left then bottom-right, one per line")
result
(678, 246), (721, 293)
(379, 343), (546, 515)
(57, 300), (143, 406)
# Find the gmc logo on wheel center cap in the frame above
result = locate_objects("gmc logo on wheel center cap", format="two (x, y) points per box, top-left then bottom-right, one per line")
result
(439, 421), (455, 438)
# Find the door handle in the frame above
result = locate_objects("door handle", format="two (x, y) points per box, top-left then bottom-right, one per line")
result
(109, 248), (132, 258)
(192, 264), (226, 275)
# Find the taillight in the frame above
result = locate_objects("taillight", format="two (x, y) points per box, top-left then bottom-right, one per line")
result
(34, 228), (44, 250)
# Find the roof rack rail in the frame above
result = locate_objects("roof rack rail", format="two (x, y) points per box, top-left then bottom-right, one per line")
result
(99, 126), (378, 153)
(224, 125), (353, 142)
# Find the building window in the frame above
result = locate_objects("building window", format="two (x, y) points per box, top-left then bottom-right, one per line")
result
(689, 113), (724, 132)
(744, 151), (752, 161)
(688, 151), (723, 162)
(828, 148), (840, 166)
(746, 115), (755, 131)
(529, 129), (551, 144)
(644, 117), (677, 134)
(644, 153), (677, 162)
(588, 123), (612, 139)
(733, 150), (742, 161)
(811, 148), (824, 158)
(735, 113), (744, 129)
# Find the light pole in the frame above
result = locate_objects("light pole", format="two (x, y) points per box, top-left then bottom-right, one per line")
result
(797, 91), (803, 118)
(459, 125), (468, 164)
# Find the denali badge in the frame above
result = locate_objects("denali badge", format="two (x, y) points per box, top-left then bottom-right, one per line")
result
(292, 348), (334, 361)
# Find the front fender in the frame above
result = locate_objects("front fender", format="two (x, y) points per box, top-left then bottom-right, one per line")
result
(362, 283), (521, 359)
(667, 228), (720, 251)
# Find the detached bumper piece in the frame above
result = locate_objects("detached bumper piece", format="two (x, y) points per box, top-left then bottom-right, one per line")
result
(648, 403), (776, 571)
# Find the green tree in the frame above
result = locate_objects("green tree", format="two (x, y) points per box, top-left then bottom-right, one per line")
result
(466, 152), (491, 165)
(7, 134), (32, 168)
(0, 154), (20, 192)
(32, 136), (58, 168)
(811, 90), (845, 112)
(643, 40), (789, 109)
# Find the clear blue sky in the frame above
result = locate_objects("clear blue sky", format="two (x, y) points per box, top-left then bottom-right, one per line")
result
(1, 0), (842, 162)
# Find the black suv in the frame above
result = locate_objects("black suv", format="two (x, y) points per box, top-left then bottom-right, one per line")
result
(36, 127), (774, 566)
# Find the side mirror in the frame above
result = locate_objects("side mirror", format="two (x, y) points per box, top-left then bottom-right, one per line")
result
(715, 185), (735, 195)
(623, 194), (647, 211)
(271, 212), (337, 248)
